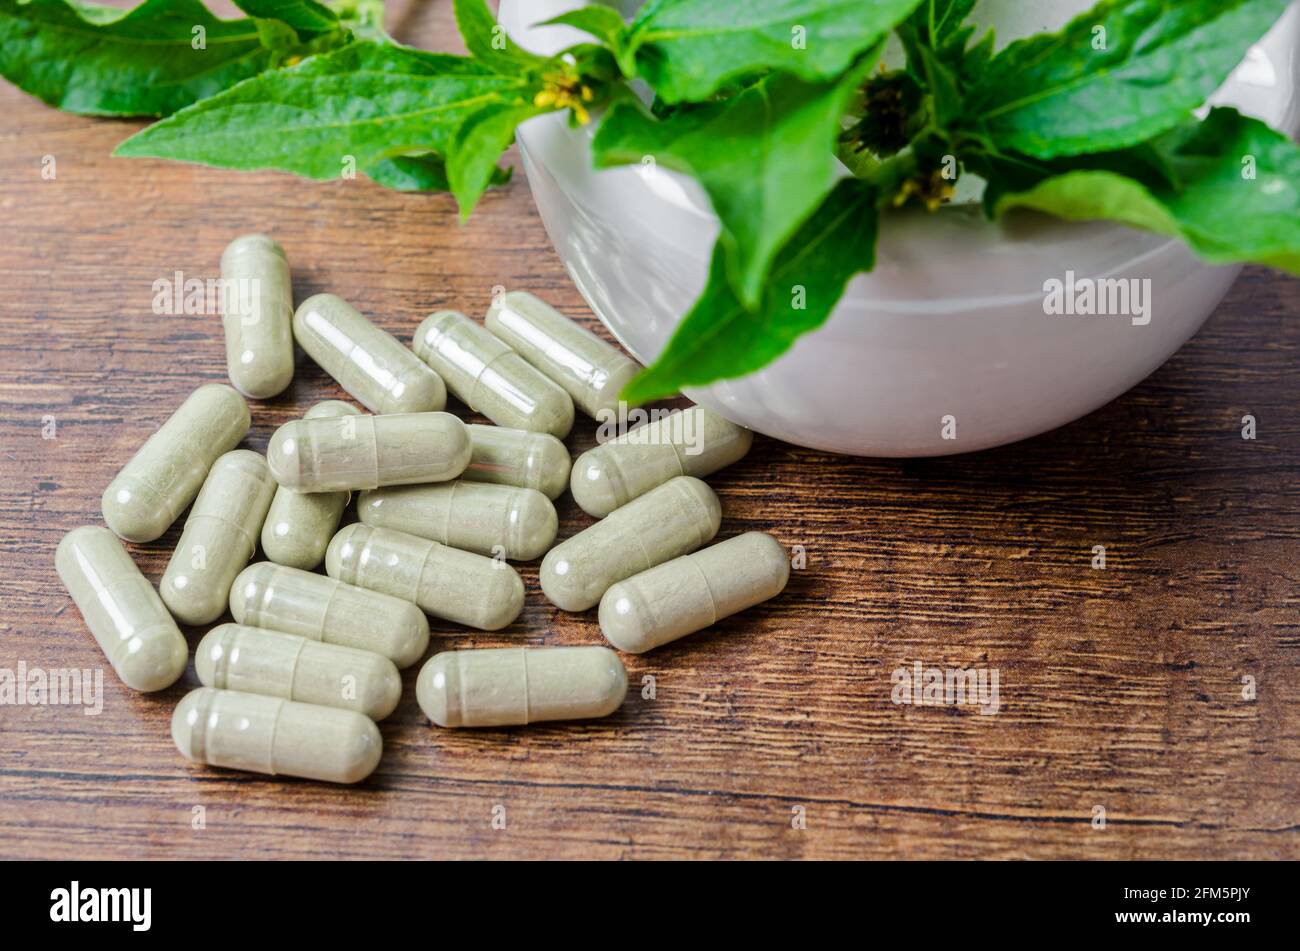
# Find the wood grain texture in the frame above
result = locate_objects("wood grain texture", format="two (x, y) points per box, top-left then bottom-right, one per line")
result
(1, 1), (1298, 860)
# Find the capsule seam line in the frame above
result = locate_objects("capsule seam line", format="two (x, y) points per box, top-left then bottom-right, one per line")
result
(443, 483), (458, 545)
(213, 628), (234, 687)
(192, 690), (214, 763)
(471, 348), (520, 410)
(627, 526), (655, 575)
(255, 572), (279, 626)
(669, 440), (689, 477)
(520, 649), (531, 725)
(362, 416), (382, 489)
(267, 696), (286, 776)
(194, 511), (261, 551)
(413, 538), (441, 606)
(286, 635), (309, 699)
(689, 557), (721, 627)
(318, 576), (341, 639)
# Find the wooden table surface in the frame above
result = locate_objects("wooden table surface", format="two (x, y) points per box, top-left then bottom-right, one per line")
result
(1, 1), (1298, 861)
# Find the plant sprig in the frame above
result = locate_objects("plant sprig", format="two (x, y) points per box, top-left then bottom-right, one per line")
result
(2, 0), (1298, 404)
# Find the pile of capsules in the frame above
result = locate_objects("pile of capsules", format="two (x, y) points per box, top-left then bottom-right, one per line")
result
(55, 234), (789, 784)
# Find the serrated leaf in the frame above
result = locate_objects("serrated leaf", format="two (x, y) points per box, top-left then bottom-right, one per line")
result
(626, 0), (923, 103)
(622, 178), (879, 403)
(970, 138), (1177, 215)
(916, 43), (961, 127)
(902, 0), (977, 67)
(540, 6), (626, 44)
(967, 0), (1292, 159)
(960, 28), (995, 82)
(254, 18), (301, 52)
(365, 152), (511, 192)
(994, 108), (1300, 275)
(331, 0), (388, 42)
(540, 6), (630, 68)
(912, 0), (976, 41)
(233, 0), (337, 35)
(454, 0), (546, 74)
(115, 41), (531, 180)
(448, 101), (548, 218)
(0, 0), (273, 117)
(593, 61), (873, 308)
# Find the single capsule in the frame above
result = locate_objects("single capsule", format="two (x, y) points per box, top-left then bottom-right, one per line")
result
(571, 405), (753, 517)
(293, 292), (446, 414)
(220, 234), (295, 399)
(261, 400), (361, 569)
(266, 411), (470, 492)
(464, 424), (570, 500)
(600, 533), (789, 653)
(231, 562), (430, 668)
(196, 623), (402, 721)
(417, 646), (627, 728)
(485, 291), (640, 419)
(172, 687), (382, 784)
(160, 449), (276, 625)
(413, 310), (574, 437)
(326, 523), (524, 631)
(102, 383), (250, 543)
(55, 526), (188, 692)
(358, 481), (557, 561)
(540, 476), (720, 611)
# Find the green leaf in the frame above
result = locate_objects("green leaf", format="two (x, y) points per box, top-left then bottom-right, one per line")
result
(969, 138), (1177, 214)
(916, 42), (961, 128)
(959, 27), (995, 82)
(365, 153), (450, 191)
(447, 101), (547, 218)
(540, 6), (630, 69)
(541, 6), (626, 44)
(330, 0), (387, 42)
(922, 0), (977, 43)
(0, 0), (273, 117)
(454, 0), (546, 74)
(994, 108), (1300, 275)
(233, 0), (338, 35)
(593, 61), (873, 308)
(115, 41), (532, 180)
(967, 0), (1293, 159)
(622, 178), (879, 403)
(902, 0), (977, 68)
(365, 152), (511, 192)
(626, 0), (924, 103)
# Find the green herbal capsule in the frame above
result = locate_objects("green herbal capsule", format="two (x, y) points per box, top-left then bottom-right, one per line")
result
(416, 646), (627, 728)
(464, 424), (570, 500)
(293, 292), (446, 414)
(102, 383), (250, 543)
(358, 481), (557, 561)
(160, 449), (276, 625)
(326, 523), (524, 631)
(55, 526), (188, 692)
(196, 623), (402, 721)
(230, 562), (430, 668)
(220, 234), (294, 399)
(413, 310), (574, 437)
(266, 411), (470, 492)
(172, 687), (382, 784)
(540, 476), (720, 611)
(485, 291), (641, 419)
(600, 532), (789, 653)
(261, 400), (361, 569)
(571, 406), (753, 517)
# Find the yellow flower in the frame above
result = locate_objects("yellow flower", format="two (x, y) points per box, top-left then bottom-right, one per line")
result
(534, 70), (595, 125)
(894, 169), (956, 212)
